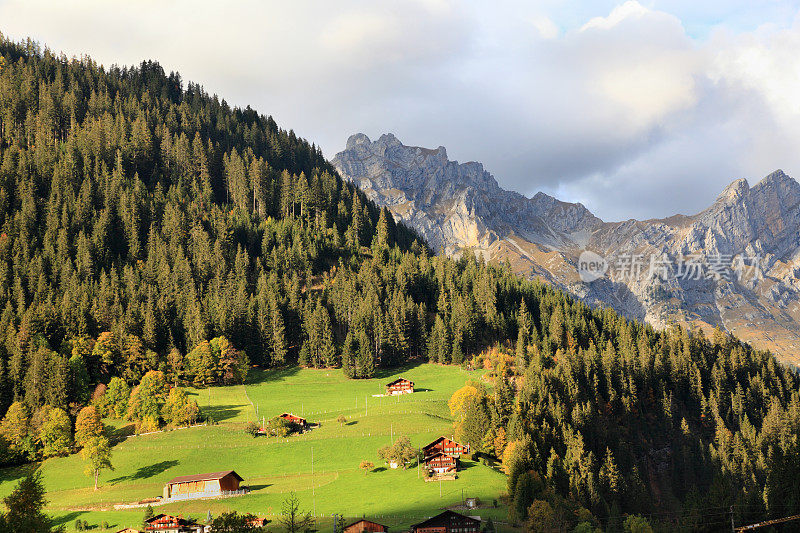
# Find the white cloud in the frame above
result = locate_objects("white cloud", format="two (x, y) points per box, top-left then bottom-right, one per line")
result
(529, 15), (560, 39)
(581, 0), (650, 31)
(1, 0), (799, 221)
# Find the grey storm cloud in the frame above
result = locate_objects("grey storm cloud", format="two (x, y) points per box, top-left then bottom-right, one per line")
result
(2, 0), (800, 221)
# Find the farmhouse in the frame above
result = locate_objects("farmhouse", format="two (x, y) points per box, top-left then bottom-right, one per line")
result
(279, 412), (308, 427)
(410, 510), (481, 533)
(385, 378), (414, 395)
(143, 514), (207, 532)
(163, 470), (243, 501)
(423, 437), (470, 459)
(425, 451), (458, 474)
(343, 519), (389, 533)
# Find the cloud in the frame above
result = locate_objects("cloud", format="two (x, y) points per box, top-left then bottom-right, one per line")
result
(1, 0), (799, 221)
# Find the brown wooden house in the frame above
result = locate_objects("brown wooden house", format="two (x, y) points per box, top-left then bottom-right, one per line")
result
(385, 378), (414, 395)
(423, 437), (470, 459)
(163, 470), (243, 501)
(425, 451), (458, 474)
(410, 511), (480, 533)
(144, 514), (207, 532)
(279, 412), (308, 427)
(343, 519), (389, 533)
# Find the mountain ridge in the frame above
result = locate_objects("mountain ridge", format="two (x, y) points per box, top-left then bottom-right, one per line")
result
(334, 133), (800, 365)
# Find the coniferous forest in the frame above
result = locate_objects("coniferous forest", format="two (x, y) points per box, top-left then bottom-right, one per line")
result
(0, 35), (799, 531)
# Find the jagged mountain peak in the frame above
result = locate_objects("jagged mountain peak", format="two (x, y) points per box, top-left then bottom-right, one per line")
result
(716, 177), (750, 203)
(345, 132), (372, 149)
(335, 133), (800, 365)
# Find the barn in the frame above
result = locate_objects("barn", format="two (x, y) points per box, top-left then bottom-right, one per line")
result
(279, 412), (308, 427)
(423, 437), (470, 458)
(385, 378), (414, 395)
(424, 451), (458, 474)
(163, 470), (243, 501)
(143, 514), (207, 532)
(343, 519), (389, 533)
(410, 511), (480, 533)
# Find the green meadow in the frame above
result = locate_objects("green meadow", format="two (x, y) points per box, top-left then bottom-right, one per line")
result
(0, 364), (512, 531)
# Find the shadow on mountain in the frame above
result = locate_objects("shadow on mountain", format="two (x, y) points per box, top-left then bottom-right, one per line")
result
(109, 460), (178, 484)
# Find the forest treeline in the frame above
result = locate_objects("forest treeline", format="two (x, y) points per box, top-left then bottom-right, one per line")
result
(0, 35), (799, 532)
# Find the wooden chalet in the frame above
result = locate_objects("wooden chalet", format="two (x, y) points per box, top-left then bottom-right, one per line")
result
(385, 378), (414, 395)
(143, 514), (207, 532)
(410, 511), (480, 533)
(343, 519), (389, 533)
(279, 412), (308, 427)
(425, 451), (458, 474)
(163, 470), (243, 501)
(423, 437), (470, 459)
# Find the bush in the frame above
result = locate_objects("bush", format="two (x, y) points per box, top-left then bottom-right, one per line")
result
(244, 421), (260, 438)
(75, 519), (84, 531)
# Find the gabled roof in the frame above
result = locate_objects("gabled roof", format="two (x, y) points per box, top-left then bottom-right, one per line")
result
(386, 378), (413, 386)
(344, 519), (389, 530)
(424, 436), (467, 450)
(280, 412), (306, 420)
(411, 510), (480, 530)
(145, 513), (196, 526)
(166, 470), (243, 485)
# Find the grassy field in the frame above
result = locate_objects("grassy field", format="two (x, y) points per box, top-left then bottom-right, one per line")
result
(0, 364), (513, 532)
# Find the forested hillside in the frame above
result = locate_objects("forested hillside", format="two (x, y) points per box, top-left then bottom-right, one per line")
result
(0, 35), (799, 531)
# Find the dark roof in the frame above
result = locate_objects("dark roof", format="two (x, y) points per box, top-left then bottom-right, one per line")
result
(411, 511), (480, 530)
(145, 513), (197, 525)
(386, 378), (413, 386)
(280, 413), (307, 423)
(166, 470), (243, 485)
(423, 436), (469, 449)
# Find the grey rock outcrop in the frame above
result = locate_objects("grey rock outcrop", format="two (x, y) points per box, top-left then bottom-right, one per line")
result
(333, 133), (800, 366)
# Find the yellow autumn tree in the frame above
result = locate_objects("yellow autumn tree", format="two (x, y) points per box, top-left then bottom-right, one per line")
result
(448, 384), (480, 419)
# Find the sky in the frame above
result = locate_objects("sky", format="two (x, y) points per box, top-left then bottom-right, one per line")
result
(2, 0), (800, 221)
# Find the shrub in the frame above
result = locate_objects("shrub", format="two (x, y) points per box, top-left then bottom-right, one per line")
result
(244, 422), (260, 438)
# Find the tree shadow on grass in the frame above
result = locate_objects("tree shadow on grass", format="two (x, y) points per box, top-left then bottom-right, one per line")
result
(196, 403), (245, 422)
(0, 462), (37, 484)
(245, 366), (302, 385)
(345, 420), (359, 426)
(105, 422), (136, 444)
(52, 511), (88, 528)
(109, 460), (179, 484)
(372, 467), (387, 473)
(246, 483), (273, 492)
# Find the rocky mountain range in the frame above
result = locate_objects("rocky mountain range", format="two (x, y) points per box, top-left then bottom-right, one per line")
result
(333, 133), (800, 367)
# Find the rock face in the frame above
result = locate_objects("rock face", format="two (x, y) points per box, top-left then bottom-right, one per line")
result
(333, 134), (800, 367)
